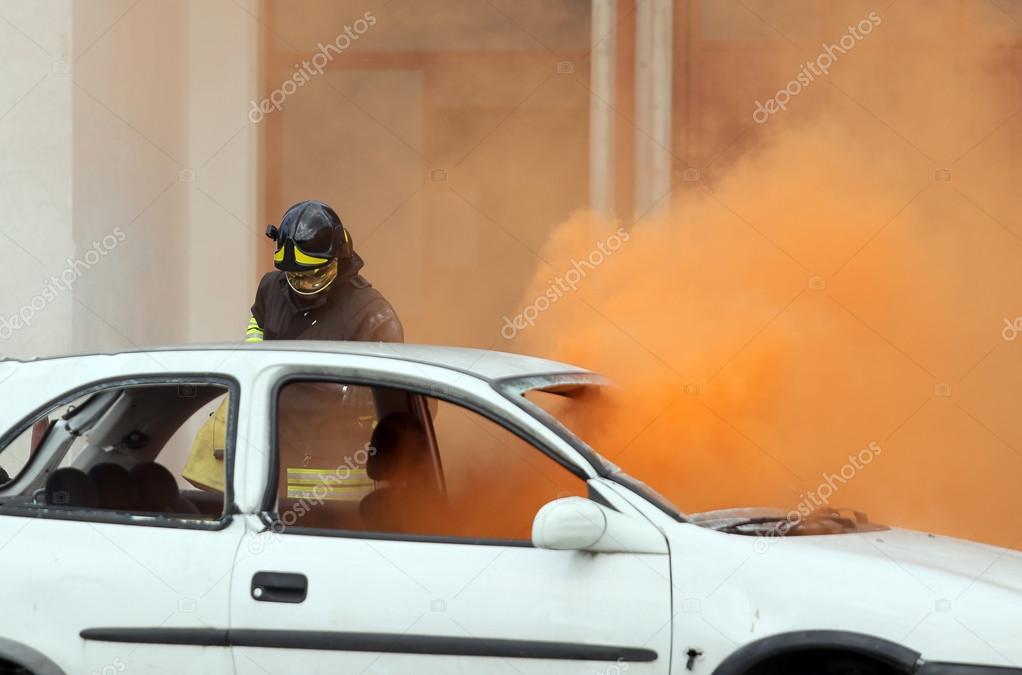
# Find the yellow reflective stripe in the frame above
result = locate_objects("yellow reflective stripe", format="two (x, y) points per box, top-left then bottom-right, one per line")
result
(286, 465), (374, 502)
(286, 468), (368, 483)
(289, 483), (374, 491)
(246, 315), (263, 335)
(294, 247), (329, 266)
(287, 478), (372, 486)
(287, 482), (373, 490)
(271, 244), (329, 267)
(246, 315), (263, 342)
(287, 486), (373, 494)
(286, 486), (373, 501)
(287, 468), (369, 476)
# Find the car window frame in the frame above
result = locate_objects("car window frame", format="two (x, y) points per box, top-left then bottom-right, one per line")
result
(0, 373), (240, 532)
(263, 372), (595, 547)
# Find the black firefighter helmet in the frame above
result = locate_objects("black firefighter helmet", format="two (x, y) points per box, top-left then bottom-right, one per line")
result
(266, 200), (353, 296)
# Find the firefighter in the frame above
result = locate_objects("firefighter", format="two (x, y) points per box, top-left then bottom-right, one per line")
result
(183, 200), (403, 493)
(247, 199), (403, 342)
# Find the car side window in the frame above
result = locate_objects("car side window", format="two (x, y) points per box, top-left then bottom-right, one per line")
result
(0, 401), (78, 484)
(273, 380), (586, 541)
(274, 381), (379, 531)
(0, 382), (232, 520)
(426, 398), (586, 540)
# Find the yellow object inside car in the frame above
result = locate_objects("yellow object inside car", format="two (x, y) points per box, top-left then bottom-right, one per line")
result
(182, 397), (227, 492)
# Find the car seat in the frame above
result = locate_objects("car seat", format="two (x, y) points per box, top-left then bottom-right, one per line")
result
(130, 462), (199, 514)
(45, 467), (99, 508)
(88, 463), (138, 511)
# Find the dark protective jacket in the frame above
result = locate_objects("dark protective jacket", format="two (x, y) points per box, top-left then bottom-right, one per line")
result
(249, 251), (403, 342)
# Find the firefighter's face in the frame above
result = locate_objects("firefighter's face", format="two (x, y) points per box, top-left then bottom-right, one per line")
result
(285, 259), (338, 296)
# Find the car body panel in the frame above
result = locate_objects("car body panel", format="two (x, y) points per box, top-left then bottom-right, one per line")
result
(230, 509), (672, 674)
(0, 514), (244, 674)
(0, 343), (1019, 674)
(662, 522), (1022, 672)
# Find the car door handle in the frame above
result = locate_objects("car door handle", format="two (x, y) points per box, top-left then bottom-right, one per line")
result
(251, 572), (308, 604)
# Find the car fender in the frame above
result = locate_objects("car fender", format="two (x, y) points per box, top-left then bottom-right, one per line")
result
(710, 630), (921, 675)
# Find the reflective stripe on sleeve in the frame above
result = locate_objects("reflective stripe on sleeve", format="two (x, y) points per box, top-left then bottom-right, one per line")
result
(245, 314), (264, 342)
(285, 467), (375, 502)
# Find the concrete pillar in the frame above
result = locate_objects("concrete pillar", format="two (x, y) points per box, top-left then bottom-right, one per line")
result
(0, 0), (74, 358)
(633, 0), (673, 222)
(589, 0), (617, 219)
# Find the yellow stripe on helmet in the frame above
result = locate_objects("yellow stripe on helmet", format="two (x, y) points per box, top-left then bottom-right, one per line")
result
(293, 247), (330, 266)
(273, 247), (285, 262)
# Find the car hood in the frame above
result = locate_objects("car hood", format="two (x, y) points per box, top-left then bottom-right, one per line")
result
(690, 507), (1022, 593)
(667, 520), (1022, 665)
(686, 503), (1021, 589)
(841, 527), (1022, 595)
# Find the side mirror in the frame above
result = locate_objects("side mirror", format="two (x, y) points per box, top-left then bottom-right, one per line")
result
(531, 497), (667, 554)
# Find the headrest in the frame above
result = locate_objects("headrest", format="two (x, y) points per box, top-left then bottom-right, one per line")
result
(130, 462), (179, 512)
(88, 463), (137, 510)
(45, 467), (98, 508)
(366, 413), (426, 481)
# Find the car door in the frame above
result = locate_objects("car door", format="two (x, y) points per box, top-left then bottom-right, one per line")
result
(229, 374), (672, 675)
(0, 376), (245, 675)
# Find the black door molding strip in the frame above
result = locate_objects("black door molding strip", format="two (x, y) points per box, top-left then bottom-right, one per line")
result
(80, 627), (658, 662)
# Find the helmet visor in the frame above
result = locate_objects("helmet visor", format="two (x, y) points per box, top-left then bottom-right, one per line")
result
(285, 259), (338, 296)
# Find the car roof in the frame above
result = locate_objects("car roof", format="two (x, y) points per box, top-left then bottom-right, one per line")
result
(5, 341), (600, 385)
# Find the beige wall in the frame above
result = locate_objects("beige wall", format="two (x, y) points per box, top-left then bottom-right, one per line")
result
(1, 0), (589, 356)
(0, 0), (74, 358)
(72, 0), (260, 352)
(262, 0), (592, 348)
(0, 0), (259, 359)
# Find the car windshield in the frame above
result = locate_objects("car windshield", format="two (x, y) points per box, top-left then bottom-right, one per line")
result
(512, 381), (685, 521)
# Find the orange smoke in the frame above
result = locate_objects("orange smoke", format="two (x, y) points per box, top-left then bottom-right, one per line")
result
(509, 0), (1022, 549)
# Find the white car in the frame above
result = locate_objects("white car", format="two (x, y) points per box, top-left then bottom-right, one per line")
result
(0, 343), (1018, 675)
